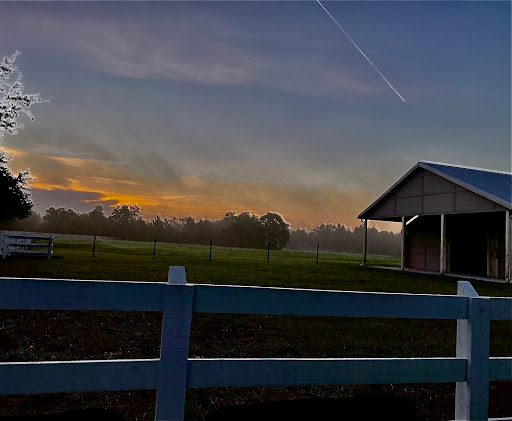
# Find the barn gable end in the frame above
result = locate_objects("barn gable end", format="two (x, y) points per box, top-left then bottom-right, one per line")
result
(360, 167), (507, 221)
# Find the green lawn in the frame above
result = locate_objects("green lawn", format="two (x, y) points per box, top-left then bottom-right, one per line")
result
(1, 239), (511, 420)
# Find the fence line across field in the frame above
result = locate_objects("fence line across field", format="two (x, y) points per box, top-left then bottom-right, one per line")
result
(95, 237), (154, 249)
(53, 239), (94, 245)
(0, 268), (509, 420)
(3, 231), (371, 265)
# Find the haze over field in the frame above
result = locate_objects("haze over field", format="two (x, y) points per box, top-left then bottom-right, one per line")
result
(0, 1), (510, 230)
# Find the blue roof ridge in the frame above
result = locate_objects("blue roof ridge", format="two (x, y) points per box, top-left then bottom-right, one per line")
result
(420, 160), (511, 175)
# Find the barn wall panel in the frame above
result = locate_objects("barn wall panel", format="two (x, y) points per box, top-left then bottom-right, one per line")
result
(426, 254), (440, 272)
(423, 193), (455, 214)
(409, 254), (426, 271)
(456, 191), (495, 212)
(395, 175), (423, 198)
(405, 215), (441, 273)
(408, 228), (426, 253)
(423, 174), (456, 195)
(426, 228), (441, 254)
(371, 199), (396, 218)
(396, 197), (423, 215)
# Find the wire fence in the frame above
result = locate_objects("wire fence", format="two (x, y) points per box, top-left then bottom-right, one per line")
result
(95, 237), (153, 249)
(1, 230), (400, 267)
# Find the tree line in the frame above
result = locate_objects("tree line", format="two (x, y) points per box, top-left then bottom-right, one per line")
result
(3, 205), (291, 250)
(2, 204), (401, 256)
(288, 223), (401, 257)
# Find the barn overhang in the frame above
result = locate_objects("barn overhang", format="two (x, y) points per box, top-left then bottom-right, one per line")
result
(358, 162), (512, 283)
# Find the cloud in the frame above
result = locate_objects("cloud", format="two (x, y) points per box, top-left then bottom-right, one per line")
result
(30, 188), (115, 215)
(0, 3), (387, 100)
(6, 146), (389, 229)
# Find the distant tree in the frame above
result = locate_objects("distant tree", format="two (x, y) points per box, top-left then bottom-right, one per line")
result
(109, 204), (141, 225)
(85, 205), (106, 235)
(151, 214), (165, 235)
(219, 211), (265, 248)
(260, 212), (290, 250)
(4, 210), (43, 232)
(43, 207), (80, 233)
(0, 150), (33, 225)
(288, 228), (310, 249)
(108, 204), (145, 239)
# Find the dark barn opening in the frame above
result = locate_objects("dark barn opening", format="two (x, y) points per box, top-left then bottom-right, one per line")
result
(448, 213), (489, 277)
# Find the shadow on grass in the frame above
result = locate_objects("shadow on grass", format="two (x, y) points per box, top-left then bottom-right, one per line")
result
(0, 409), (125, 420)
(205, 394), (423, 421)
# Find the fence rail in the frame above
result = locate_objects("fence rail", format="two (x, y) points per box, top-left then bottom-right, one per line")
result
(0, 268), (511, 420)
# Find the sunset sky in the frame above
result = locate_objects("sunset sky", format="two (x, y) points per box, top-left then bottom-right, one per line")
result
(0, 1), (510, 230)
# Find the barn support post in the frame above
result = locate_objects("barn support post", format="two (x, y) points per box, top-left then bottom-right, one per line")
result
(455, 281), (490, 420)
(363, 219), (368, 267)
(440, 214), (446, 274)
(401, 216), (405, 270)
(506, 210), (510, 283)
(154, 266), (194, 421)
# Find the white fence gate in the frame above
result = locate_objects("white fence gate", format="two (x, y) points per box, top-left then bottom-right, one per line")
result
(0, 232), (53, 259)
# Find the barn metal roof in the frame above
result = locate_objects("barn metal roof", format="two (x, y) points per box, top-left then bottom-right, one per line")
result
(420, 161), (511, 209)
(358, 161), (512, 219)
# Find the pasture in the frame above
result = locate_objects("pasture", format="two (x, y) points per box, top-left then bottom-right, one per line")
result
(1, 238), (512, 420)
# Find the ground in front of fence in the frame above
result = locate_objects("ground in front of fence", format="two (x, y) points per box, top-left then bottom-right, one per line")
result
(1, 240), (512, 420)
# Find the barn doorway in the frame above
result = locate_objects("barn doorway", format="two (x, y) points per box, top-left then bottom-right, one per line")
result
(447, 212), (505, 278)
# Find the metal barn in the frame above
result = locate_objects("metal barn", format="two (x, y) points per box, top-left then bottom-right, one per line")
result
(358, 161), (512, 282)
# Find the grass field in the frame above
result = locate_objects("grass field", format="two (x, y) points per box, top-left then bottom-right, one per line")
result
(1, 239), (512, 420)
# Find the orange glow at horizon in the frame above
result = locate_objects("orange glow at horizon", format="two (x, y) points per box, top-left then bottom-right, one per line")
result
(4, 147), (400, 232)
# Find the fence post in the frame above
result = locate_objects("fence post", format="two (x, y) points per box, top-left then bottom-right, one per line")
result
(92, 235), (96, 257)
(455, 281), (490, 420)
(209, 239), (212, 262)
(47, 237), (53, 260)
(267, 242), (270, 263)
(152, 238), (157, 260)
(316, 242), (320, 264)
(154, 266), (194, 421)
(0, 233), (4, 259)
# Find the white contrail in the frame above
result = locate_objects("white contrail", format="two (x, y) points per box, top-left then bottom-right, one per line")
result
(316, 0), (406, 102)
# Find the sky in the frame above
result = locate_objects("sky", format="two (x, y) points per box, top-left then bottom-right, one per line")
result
(0, 1), (510, 231)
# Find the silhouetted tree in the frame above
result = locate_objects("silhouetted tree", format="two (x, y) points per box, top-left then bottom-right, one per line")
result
(108, 204), (144, 239)
(220, 211), (265, 248)
(1, 51), (46, 139)
(0, 51), (46, 226)
(85, 205), (106, 235)
(260, 212), (290, 250)
(0, 150), (33, 225)
(43, 207), (80, 233)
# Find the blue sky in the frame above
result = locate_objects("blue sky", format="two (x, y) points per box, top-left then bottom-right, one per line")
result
(1, 1), (510, 229)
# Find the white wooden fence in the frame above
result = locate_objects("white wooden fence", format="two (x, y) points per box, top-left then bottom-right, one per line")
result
(0, 232), (53, 259)
(0, 267), (511, 421)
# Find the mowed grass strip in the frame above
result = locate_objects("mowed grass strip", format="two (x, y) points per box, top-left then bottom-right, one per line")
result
(1, 240), (512, 420)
